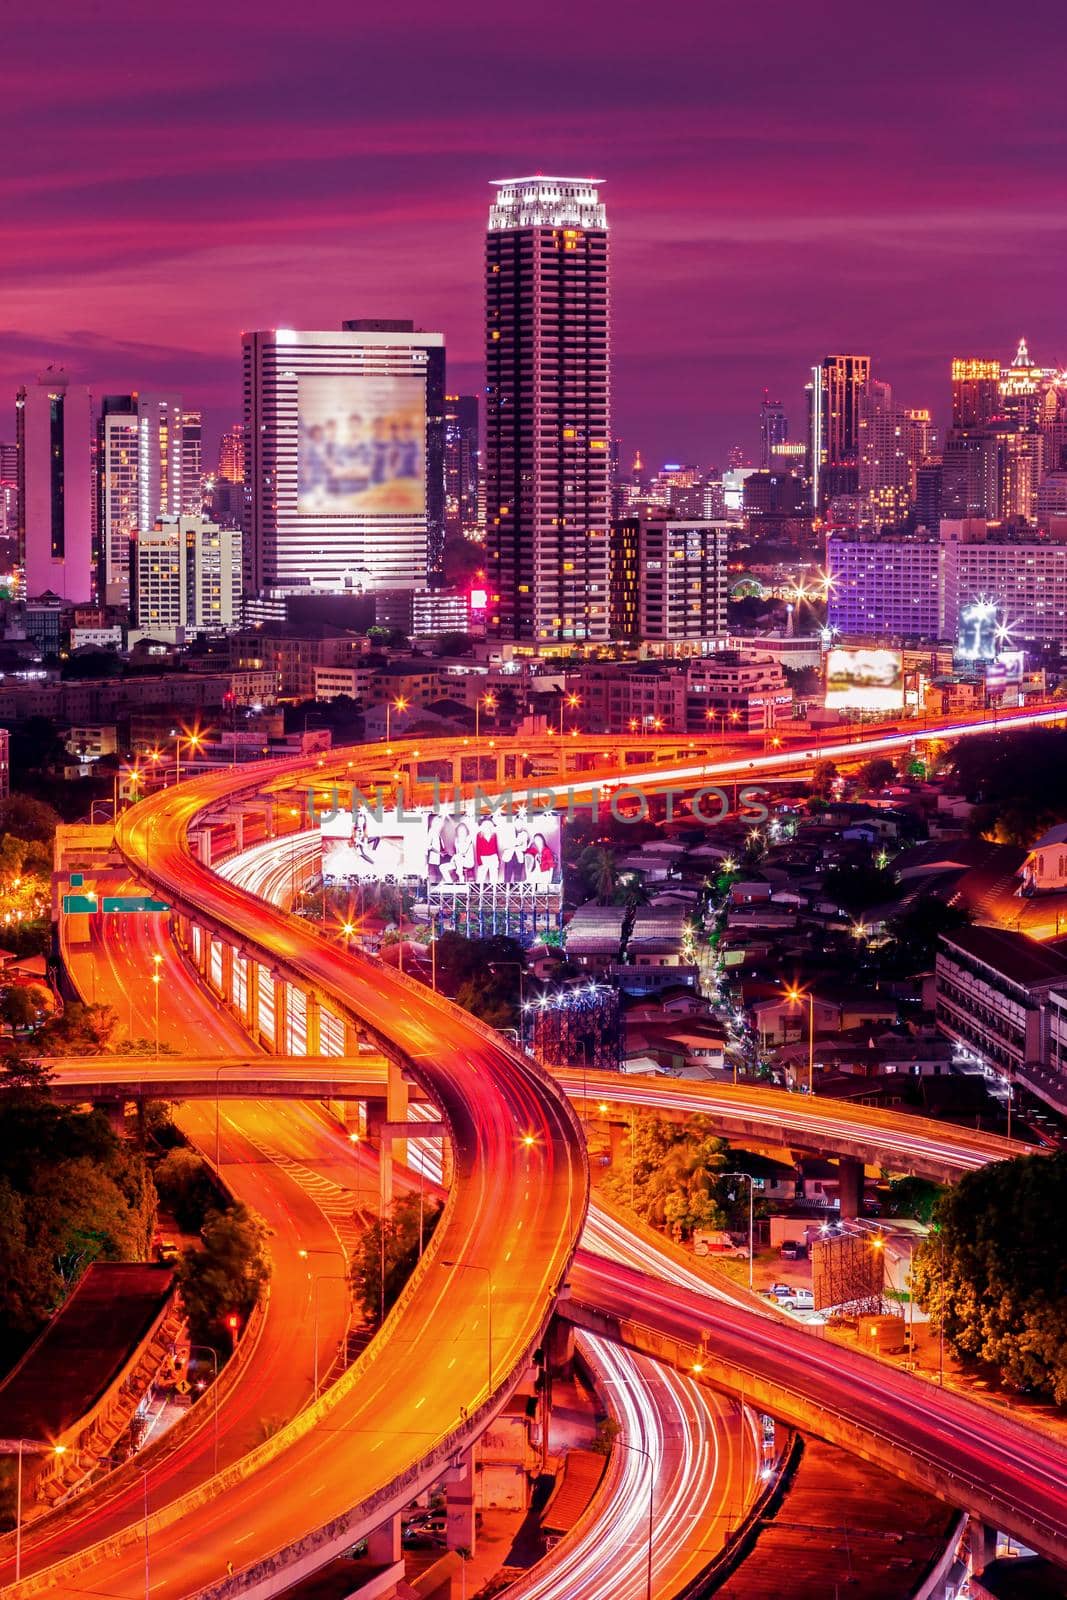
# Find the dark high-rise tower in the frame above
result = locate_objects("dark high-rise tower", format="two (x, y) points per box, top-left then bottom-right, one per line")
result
(485, 177), (610, 642)
(809, 353), (871, 511)
(759, 395), (787, 468)
(444, 394), (480, 540)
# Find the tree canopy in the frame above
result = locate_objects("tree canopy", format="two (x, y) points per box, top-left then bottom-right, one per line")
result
(602, 1111), (731, 1239)
(0, 1097), (156, 1361)
(950, 728), (1067, 845)
(350, 1192), (443, 1326)
(178, 1203), (272, 1351)
(912, 1151), (1067, 1402)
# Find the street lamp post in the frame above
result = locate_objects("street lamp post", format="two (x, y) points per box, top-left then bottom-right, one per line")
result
(298, 1252), (349, 1394)
(559, 692), (580, 775)
(721, 1171), (755, 1289)
(151, 953), (162, 1057)
(2, 1438), (67, 1580)
(441, 1260), (493, 1403)
(783, 985), (816, 1095)
(385, 695), (408, 746)
(616, 1438), (654, 1600)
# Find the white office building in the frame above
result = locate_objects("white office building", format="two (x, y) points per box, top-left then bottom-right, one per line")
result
(242, 321), (446, 601)
(17, 370), (94, 602)
(97, 392), (184, 605)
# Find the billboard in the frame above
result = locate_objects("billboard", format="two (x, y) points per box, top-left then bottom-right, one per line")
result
(957, 599), (1001, 662)
(824, 647), (905, 712)
(298, 375), (426, 516)
(321, 804), (563, 895)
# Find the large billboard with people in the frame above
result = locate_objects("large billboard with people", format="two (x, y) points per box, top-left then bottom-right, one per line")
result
(824, 646), (905, 712)
(321, 804), (563, 895)
(297, 375), (426, 516)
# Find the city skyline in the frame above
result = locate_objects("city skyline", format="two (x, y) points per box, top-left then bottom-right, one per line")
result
(2, 0), (1064, 466)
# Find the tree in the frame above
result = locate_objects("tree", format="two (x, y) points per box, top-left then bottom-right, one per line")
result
(578, 846), (617, 904)
(351, 1193), (443, 1325)
(0, 1099), (157, 1359)
(912, 1152), (1067, 1401)
(950, 729), (1067, 845)
(0, 795), (61, 842)
(859, 756), (897, 791)
(154, 1147), (223, 1233)
(602, 1112), (730, 1239)
(883, 1175), (944, 1224)
(0, 985), (50, 1034)
(30, 1001), (117, 1056)
(178, 1204), (272, 1350)
(434, 631), (475, 658)
(885, 896), (972, 969)
(809, 758), (838, 801)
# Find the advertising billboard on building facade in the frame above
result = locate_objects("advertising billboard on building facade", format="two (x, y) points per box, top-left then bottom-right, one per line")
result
(298, 375), (426, 516)
(824, 646), (905, 712)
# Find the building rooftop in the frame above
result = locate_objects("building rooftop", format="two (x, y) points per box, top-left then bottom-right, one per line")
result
(0, 1263), (175, 1440)
(940, 924), (1067, 989)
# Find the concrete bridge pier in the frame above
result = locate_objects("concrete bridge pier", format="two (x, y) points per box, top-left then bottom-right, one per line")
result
(444, 1449), (477, 1554)
(305, 993), (322, 1056)
(969, 1516), (999, 1573)
(272, 974), (289, 1053)
(837, 1156), (865, 1219)
(365, 1513), (402, 1565)
(243, 958), (260, 1038)
(545, 1314), (576, 1376)
(95, 1099), (128, 1137)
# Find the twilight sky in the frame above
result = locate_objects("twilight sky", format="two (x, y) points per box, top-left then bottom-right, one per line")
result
(4, 0), (1065, 467)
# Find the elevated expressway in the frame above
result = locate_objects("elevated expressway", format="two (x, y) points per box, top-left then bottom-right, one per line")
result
(10, 759), (589, 1599)
(21, 709), (1067, 1592)
(41, 1057), (1020, 1185)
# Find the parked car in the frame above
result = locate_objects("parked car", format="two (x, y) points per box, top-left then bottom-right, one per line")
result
(154, 1237), (180, 1264)
(780, 1240), (807, 1260)
(766, 1283), (795, 1300)
(778, 1289), (815, 1312)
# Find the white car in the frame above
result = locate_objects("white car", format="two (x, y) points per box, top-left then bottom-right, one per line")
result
(778, 1288), (815, 1312)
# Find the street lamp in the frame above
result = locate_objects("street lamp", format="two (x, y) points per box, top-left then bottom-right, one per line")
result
(298, 1251), (349, 1393)
(782, 984), (816, 1095)
(559, 692), (580, 774)
(385, 695), (408, 746)
(174, 728), (204, 786)
(616, 1438), (655, 1600)
(2, 1437), (67, 1579)
(441, 1260), (493, 1402)
(721, 1171), (756, 1289)
(151, 954), (162, 1057)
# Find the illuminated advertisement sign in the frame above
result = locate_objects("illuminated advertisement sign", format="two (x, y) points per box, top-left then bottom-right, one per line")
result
(824, 647), (905, 712)
(957, 599), (1000, 662)
(298, 375), (426, 516)
(322, 804), (563, 894)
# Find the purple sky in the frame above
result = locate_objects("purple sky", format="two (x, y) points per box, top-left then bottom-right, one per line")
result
(4, 0), (1064, 467)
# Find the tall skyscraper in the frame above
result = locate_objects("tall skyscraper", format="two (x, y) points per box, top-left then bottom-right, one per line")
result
(809, 354), (871, 512)
(759, 395), (788, 468)
(444, 394), (480, 540)
(242, 320), (445, 599)
(485, 177), (610, 642)
(96, 392), (183, 605)
(17, 369), (93, 601)
(181, 410), (203, 513)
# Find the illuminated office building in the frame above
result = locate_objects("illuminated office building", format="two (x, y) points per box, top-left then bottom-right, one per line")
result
(17, 369), (94, 601)
(217, 424), (245, 483)
(951, 358), (1002, 429)
(485, 176), (610, 642)
(130, 514), (242, 643)
(809, 353), (871, 511)
(242, 320), (445, 598)
(96, 392), (184, 605)
(181, 410), (203, 513)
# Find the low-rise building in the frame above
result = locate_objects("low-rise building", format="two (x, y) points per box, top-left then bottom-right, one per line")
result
(1019, 823), (1067, 895)
(934, 925), (1067, 1076)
